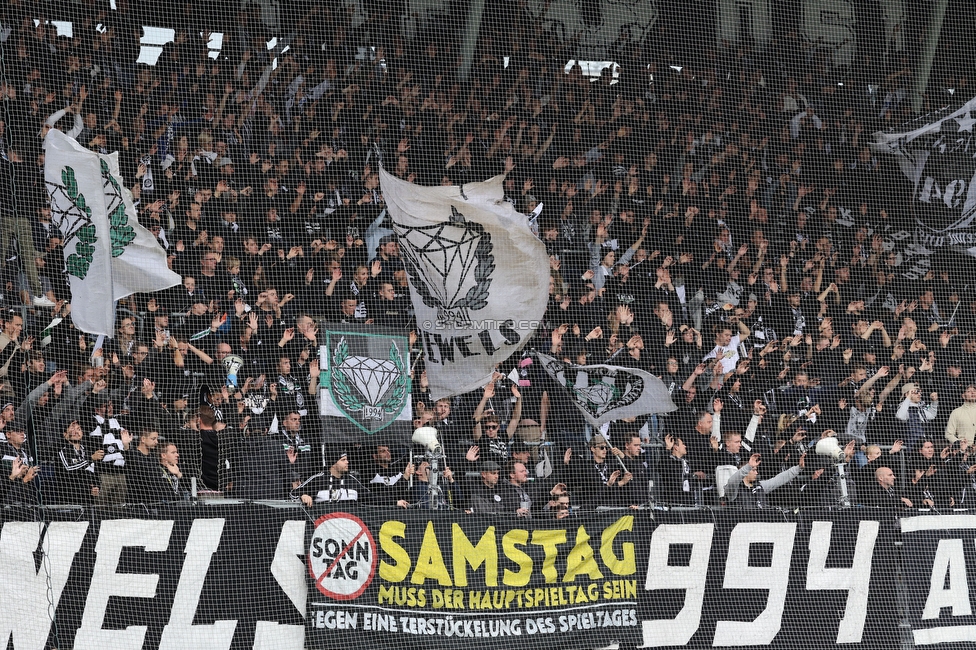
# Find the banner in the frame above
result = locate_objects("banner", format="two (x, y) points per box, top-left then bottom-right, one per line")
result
(44, 130), (180, 335)
(318, 324), (413, 435)
(639, 509), (900, 649)
(379, 168), (549, 400)
(901, 514), (976, 647)
(871, 96), (976, 255)
(0, 503), (307, 650)
(0, 505), (919, 650)
(306, 509), (646, 650)
(535, 351), (677, 425)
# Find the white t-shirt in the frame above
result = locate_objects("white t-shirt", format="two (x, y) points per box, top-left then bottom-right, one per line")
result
(703, 334), (742, 374)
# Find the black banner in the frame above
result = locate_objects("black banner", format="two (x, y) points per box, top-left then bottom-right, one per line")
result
(638, 509), (900, 649)
(0, 503), (307, 650)
(901, 513), (976, 648)
(871, 98), (976, 255)
(0, 504), (951, 650)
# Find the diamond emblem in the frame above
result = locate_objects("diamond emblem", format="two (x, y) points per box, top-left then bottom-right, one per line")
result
(395, 222), (483, 308)
(392, 206), (494, 325)
(574, 383), (618, 410)
(338, 356), (400, 406)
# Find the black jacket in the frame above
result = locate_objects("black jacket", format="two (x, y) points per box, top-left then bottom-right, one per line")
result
(50, 443), (99, 505)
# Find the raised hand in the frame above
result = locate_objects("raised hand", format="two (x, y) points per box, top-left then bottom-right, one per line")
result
(8, 458), (26, 480)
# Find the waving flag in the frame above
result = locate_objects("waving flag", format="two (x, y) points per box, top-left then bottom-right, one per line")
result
(44, 130), (180, 335)
(871, 96), (976, 256)
(319, 324), (413, 436)
(380, 168), (549, 400)
(536, 351), (678, 426)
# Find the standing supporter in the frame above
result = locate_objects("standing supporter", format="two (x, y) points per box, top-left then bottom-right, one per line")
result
(612, 434), (650, 507)
(397, 458), (461, 510)
(1, 420), (39, 504)
(945, 383), (976, 447)
(156, 442), (186, 502)
(724, 453), (804, 509)
(125, 429), (164, 504)
(659, 435), (696, 506)
(896, 383), (939, 451)
(366, 444), (412, 506)
(467, 460), (506, 514)
(503, 461), (536, 517)
(557, 434), (632, 508)
(0, 313), (24, 378)
(85, 393), (128, 504)
(51, 420), (103, 504)
(865, 466), (914, 509)
(297, 448), (361, 504)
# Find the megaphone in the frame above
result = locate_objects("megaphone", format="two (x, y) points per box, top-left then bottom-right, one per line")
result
(412, 426), (441, 454)
(815, 436), (842, 461)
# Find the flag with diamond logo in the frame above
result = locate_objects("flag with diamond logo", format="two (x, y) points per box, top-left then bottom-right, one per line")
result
(319, 325), (412, 435)
(380, 167), (549, 399)
(535, 351), (677, 426)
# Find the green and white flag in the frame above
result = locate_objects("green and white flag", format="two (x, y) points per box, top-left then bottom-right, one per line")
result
(100, 150), (182, 300)
(319, 325), (413, 435)
(44, 130), (115, 335)
(44, 130), (180, 335)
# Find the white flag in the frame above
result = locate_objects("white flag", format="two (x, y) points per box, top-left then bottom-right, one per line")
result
(44, 130), (115, 335)
(101, 152), (182, 301)
(44, 130), (181, 335)
(535, 351), (678, 426)
(379, 168), (549, 400)
(870, 96), (976, 255)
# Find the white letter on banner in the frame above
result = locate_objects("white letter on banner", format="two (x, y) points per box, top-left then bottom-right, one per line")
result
(806, 520), (879, 643)
(75, 519), (173, 650)
(921, 538), (972, 620)
(0, 522), (89, 650)
(253, 520), (306, 650)
(712, 522), (796, 646)
(641, 524), (713, 647)
(159, 518), (237, 649)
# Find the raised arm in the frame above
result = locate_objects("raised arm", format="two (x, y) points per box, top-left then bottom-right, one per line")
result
(505, 387), (523, 440)
(854, 366), (890, 397)
(187, 343), (214, 365)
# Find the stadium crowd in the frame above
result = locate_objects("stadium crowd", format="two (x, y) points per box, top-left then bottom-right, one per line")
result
(1, 1), (976, 514)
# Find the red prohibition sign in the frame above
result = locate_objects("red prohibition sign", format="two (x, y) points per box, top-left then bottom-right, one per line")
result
(307, 512), (377, 600)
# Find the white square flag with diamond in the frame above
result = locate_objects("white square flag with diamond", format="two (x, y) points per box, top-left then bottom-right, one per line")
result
(379, 168), (549, 400)
(319, 326), (412, 434)
(535, 352), (678, 426)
